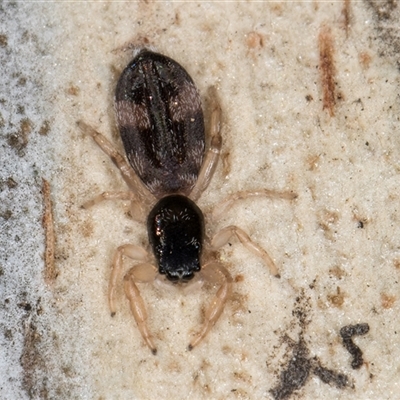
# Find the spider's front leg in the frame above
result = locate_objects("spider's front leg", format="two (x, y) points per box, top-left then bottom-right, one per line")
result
(111, 244), (158, 355)
(188, 262), (233, 350)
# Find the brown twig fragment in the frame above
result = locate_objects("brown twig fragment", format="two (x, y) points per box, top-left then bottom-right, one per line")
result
(318, 25), (336, 117)
(42, 178), (57, 283)
(342, 0), (351, 36)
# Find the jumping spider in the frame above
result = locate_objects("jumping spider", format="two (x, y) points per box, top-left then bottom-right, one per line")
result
(79, 50), (296, 354)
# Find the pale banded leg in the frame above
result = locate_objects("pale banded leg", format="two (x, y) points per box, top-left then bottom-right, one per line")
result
(109, 244), (150, 316)
(82, 191), (136, 209)
(213, 189), (297, 219)
(188, 262), (232, 350)
(77, 121), (153, 206)
(190, 86), (222, 201)
(82, 191), (145, 223)
(124, 264), (158, 355)
(212, 225), (280, 278)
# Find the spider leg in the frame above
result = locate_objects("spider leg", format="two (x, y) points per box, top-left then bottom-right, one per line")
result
(82, 191), (145, 222)
(213, 189), (297, 219)
(212, 225), (280, 277)
(124, 263), (158, 355)
(188, 262), (232, 350)
(189, 86), (222, 201)
(109, 244), (150, 315)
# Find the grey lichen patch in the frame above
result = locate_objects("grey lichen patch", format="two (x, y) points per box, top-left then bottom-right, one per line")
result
(0, 2), (67, 398)
(340, 323), (370, 369)
(270, 334), (352, 400)
(270, 292), (352, 399)
(313, 364), (349, 388)
(365, 0), (400, 69)
(270, 336), (312, 400)
(366, 0), (397, 21)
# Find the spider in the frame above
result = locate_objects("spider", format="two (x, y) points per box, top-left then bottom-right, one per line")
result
(78, 49), (296, 354)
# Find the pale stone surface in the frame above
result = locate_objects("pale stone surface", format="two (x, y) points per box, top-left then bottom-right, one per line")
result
(1, 2), (399, 399)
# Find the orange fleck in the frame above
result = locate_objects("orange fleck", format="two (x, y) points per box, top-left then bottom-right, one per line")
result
(327, 286), (345, 308)
(235, 274), (244, 283)
(381, 293), (396, 309)
(66, 85), (80, 96)
(359, 51), (372, 70)
(246, 31), (264, 49)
